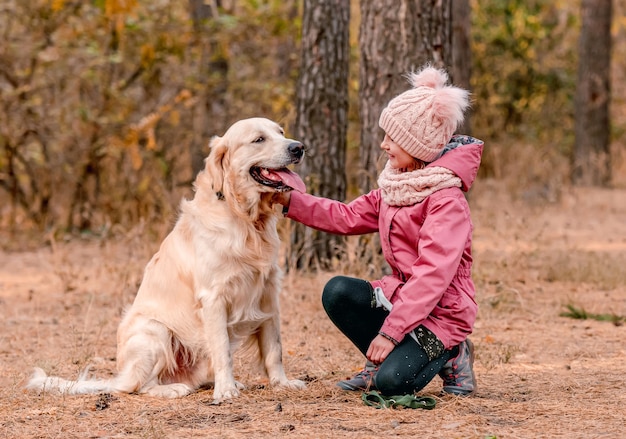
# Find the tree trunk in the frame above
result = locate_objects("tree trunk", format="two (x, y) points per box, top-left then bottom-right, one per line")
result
(358, 0), (455, 193)
(451, 0), (471, 135)
(290, 0), (350, 270)
(357, 0), (461, 276)
(573, 0), (612, 186)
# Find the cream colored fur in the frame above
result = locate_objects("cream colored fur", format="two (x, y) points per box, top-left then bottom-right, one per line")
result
(27, 118), (306, 402)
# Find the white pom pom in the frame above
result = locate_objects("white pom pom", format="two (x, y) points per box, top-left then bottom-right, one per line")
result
(430, 87), (471, 129)
(407, 66), (448, 89)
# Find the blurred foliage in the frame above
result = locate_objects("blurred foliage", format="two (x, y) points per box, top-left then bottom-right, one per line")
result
(0, 0), (301, 237)
(470, 0), (579, 183)
(472, 0), (577, 140)
(0, 0), (623, 239)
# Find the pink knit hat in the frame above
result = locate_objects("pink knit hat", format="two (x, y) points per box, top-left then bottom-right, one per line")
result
(379, 66), (470, 162)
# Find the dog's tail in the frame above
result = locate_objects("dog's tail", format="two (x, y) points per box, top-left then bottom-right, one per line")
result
(26, 367), (119, 395)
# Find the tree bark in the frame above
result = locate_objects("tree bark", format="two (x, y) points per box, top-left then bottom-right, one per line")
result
(358, 0), (456, 193)
(356, 0), (464, 277)
(290, 0), (350, 270)
(573, 0), (612, 186)
(451, 0), (471, 135)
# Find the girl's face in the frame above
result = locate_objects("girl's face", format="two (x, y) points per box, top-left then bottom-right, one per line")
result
(380, 134), (421, 171)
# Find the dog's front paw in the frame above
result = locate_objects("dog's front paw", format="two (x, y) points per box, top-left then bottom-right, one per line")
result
(271, 378), (306, 390)
(212, 382), (240, 403)
(285, 379), (306, 390)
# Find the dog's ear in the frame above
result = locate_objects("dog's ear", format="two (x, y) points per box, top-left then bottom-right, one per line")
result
(205, 135), (229, 195)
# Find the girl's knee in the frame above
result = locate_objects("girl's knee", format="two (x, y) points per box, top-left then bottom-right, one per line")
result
(323, 275), (353, 294)
(374, 365), (406, 395)
(322, 276), (357, 309)
(375, 360), (432, 396)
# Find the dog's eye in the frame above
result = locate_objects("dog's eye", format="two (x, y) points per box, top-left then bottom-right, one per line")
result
(253, 136), (265, 143)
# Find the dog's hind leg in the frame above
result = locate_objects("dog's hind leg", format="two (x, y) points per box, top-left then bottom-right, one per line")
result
(113, 319), (195, 398)
(142, 382), (194, 398)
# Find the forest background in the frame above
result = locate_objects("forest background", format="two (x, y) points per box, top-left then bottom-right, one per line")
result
(1, 1), (626, 438)
(1, 0), (625, 244)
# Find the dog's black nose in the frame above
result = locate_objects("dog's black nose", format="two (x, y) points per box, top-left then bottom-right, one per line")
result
(288, 142), (305, 161)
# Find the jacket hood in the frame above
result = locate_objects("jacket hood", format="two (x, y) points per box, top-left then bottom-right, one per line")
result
(428, 135), (484, 192)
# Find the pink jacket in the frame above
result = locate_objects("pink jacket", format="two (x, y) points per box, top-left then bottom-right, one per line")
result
(286, 136), (484, 349)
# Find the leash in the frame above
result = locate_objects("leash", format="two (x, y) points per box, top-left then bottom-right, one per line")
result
(361, 390), (436, 410)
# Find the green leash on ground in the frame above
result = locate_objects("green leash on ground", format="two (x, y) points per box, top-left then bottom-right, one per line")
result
(361, 390), (436, 410)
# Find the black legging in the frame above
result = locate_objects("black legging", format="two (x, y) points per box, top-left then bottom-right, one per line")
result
(322, 275), (458, 395)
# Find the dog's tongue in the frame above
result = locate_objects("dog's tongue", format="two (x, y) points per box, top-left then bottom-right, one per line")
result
(265, 168), (306, 192)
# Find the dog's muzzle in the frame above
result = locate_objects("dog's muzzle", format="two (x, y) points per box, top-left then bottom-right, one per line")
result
(288, 142), (305, 164)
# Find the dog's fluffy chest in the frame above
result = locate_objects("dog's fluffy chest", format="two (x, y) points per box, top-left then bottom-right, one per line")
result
(190, 217), (280, 323)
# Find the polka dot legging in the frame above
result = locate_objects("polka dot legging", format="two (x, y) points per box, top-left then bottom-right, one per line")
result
(322, 275), (459, 396)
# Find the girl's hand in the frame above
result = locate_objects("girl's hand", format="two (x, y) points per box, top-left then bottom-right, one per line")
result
(366, 334), (396, 365)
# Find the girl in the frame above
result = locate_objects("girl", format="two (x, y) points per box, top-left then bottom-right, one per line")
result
(275, 66), (483, 396)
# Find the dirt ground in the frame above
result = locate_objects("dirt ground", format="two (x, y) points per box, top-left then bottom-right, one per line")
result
(1, 180), (625, 439)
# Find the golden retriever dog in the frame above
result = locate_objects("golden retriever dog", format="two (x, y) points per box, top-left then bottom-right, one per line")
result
(27, 117), (307, 401)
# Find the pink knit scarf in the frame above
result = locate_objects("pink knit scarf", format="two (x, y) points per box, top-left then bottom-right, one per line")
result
(377, 161), (462, 206)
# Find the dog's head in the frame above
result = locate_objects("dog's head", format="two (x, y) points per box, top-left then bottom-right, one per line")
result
(200, 118), (305, 221)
